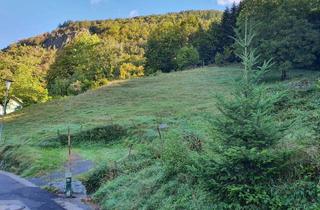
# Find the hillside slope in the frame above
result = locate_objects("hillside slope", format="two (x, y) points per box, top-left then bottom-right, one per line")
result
(2, 66), (237, 179)
(2, 66), (320, 209)
(5, 66), (236, 144)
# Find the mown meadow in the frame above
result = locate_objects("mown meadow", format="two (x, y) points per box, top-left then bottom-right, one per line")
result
(2, 66), (237, 175)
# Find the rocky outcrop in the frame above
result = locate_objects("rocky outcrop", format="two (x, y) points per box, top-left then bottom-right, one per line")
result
(17, 28), (89, 50)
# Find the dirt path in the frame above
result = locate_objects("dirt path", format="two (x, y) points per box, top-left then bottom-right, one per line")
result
(28, 154), (96, 210)
(29, 154), (94, 193)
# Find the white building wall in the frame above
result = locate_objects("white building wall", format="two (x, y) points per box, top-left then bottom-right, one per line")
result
(0, 100), (23, 115)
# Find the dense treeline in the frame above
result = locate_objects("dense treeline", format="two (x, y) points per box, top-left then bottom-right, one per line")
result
(147, 0), (319, 75)
(146, 3), (241, 73)
(239, 0), (320, 80)
(0, 10), (222, 101)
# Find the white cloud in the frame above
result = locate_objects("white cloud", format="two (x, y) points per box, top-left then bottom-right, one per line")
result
(129, 10), (139, 18)
(217, 0), (241, 5)
(90, 0), (103, 5)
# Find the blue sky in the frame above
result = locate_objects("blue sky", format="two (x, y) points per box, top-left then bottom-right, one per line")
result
(0, 0), (240, 49)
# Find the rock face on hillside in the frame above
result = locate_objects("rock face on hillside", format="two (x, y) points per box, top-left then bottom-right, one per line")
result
(42, 30), (77, 49)
(18, 28), (88, 49)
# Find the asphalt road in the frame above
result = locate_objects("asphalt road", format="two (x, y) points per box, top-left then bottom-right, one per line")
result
(0, 171), (65, 210)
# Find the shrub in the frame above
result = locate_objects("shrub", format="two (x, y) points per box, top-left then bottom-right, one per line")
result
(176, 46), (200, 70)
(161, 138), (192, 177)
(267, 178), (320, 209)
(119, 63), (144, 80)
(183, 132), (203, 152)
(48, 78), (70, 96)
(222, 47), (237, 63)
(203, 147), (289, 207)
(41, 124), (127, 146)
(214, 52), (224, 66)
(83, 163), (120, 194)
(91, 78), (108, 89)
(84, 152), (156, 195)
(67, 80), (83, 95)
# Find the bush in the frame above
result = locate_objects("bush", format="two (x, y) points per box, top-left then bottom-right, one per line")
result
(267, 178), (320, 209)
(84, 152), (156, 195)
(214, 52), (224, 66)
(0, 145), (35, 175)
(48, 78), (69, 96)
(161, 138), (192, 177)
(183, 132), (203, 152)
(176, 46), (200, 70)
(40, 124), (127, 147)
(201, 147), (289, 207)
(83, 163), (120, 194)
(68, 124), (125, 145)
(91, 78), (109, 89)
(67, 80), (83, 95)
(119, 63), (144, 80)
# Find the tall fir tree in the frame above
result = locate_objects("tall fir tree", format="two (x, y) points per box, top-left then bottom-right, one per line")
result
(201, 20), (288, 208)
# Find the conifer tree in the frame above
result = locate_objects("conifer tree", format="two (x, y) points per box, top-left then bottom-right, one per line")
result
(204, 20), (287, 207)
(215, 20), (280, 149)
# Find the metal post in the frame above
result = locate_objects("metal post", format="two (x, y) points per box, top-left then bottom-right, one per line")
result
(68, 127), (71, 158)
(3, 87), (9, 116)
(157, 125), (162, 139)
(65, 127), (73, 197)
(0, 113), (3, 143)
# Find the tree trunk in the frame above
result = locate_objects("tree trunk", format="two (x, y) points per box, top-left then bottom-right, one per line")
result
(281, 69), (287, 81)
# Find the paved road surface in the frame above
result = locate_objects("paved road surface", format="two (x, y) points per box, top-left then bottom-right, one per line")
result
(0, 171), (64, 210)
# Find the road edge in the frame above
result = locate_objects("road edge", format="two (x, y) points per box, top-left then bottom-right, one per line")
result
(0, 170), (37, 187)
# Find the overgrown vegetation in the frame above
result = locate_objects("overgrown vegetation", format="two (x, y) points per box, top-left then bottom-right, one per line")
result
(41, 124), (127, 147)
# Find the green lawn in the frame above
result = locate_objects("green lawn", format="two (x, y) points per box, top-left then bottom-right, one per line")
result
(5, 66), (237, 143)
(2, 65), (320, 177)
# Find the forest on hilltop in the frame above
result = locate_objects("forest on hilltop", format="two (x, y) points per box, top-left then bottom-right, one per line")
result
(0, 10), (222, 103)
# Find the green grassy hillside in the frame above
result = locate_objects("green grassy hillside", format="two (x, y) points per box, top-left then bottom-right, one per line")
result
(1, 66), (236, 175)
(2, 65), (320, 209)
(5, 66), (235, 144)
